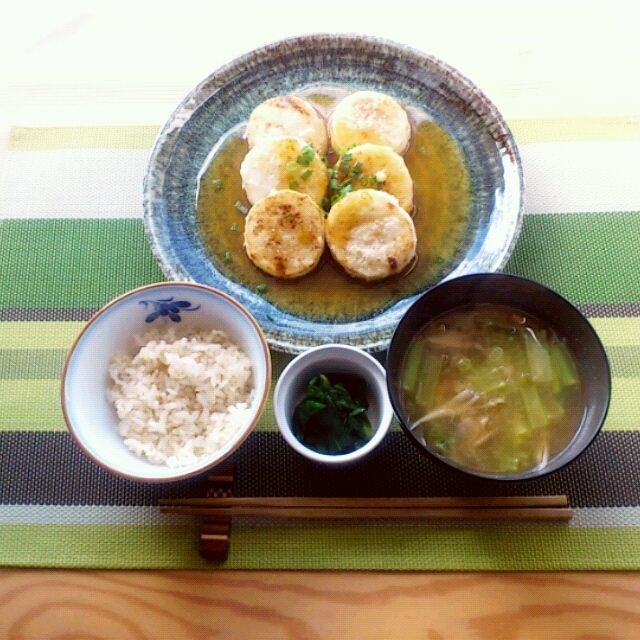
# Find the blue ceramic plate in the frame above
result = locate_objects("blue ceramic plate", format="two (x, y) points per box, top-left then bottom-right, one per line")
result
(143, 34), (524, 353)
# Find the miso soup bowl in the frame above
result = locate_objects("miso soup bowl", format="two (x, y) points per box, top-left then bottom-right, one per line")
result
(386, 273), (611, 482)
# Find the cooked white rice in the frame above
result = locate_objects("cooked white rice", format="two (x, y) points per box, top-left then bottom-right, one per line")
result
(107, 326), (254, 468)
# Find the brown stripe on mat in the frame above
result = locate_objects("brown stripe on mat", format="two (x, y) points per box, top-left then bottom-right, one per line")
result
(0, 432), (638, 509)
(578, 303), (640, 318)
(0, 308), (100, 322)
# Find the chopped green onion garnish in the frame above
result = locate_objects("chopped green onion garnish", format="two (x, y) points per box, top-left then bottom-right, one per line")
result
(289, 180), (299, 189)
(296, 145), (316, 166)
(286, 161), (299, 173)
(224, 251), (232, 262)
(234, 201), (249, 215)
(230, 223), (237, 232)
(300, 168), (312, 180)
(352, 161), (363, 175)
(256, 284), (267, 293)
(341, 152), (352, 161)
(331, 184), (354, 205)
(212, 179), (223, 191)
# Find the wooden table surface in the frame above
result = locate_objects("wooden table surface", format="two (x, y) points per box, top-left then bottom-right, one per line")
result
(2, 570), (640, 638)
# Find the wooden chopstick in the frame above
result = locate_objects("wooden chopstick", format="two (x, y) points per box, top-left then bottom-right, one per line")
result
(160, 505), (572, 521)
(159, 495), (568, 508)
(159, 495), (572, 521)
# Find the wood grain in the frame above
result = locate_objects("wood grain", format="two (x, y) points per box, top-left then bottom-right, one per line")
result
(2, 570), (640, 639)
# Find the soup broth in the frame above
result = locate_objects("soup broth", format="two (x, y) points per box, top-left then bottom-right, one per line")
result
(400, 304), (584, 475)
(196, 86), (474, 322)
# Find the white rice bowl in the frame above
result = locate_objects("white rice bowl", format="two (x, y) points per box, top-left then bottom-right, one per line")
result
(107, 326), (254, 468)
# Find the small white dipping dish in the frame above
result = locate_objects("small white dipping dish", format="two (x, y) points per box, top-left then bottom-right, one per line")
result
(61, 282), (271, 483)
(274, 344), (393, 465)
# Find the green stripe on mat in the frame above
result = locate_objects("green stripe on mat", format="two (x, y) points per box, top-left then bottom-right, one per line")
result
(1, 214), (640, 309)
(0, 380), (279, 433)
(505, 211), (640, 304)
(605, 379), (640, 432)
(0, 322), (85, 349)
(0, 349), (67, 379)
(0, 380), (65, 431)
(2, 523), (640, 570)
(3, 345), (638, 381)
(0, 376), (635, 433)
(0, 342), (635, 431)
(0, 525), (201, 569)
(1, 319), (638, 351)
(228, 525), (640, 571)
(591, 318), (640, 346)
(0, 348), (636, 431)
(8, 117), (640, 150)
(0, 219), (164, 309)
(608, 346), (640, 378)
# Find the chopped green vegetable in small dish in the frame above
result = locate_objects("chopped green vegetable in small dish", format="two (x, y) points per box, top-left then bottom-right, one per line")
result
(292, 373), (373, 455)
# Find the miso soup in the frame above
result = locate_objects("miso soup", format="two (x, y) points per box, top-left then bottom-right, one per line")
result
(400, 304), (584, 475)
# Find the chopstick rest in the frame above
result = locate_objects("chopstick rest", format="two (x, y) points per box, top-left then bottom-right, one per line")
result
(196, 468), (235, 562)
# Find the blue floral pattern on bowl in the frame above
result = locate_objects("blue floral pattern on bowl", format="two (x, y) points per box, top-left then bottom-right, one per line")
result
(139, 297), (201, 323)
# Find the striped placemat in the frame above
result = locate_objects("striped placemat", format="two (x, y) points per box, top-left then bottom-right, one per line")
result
(1, 9), (639, 569)
(1, 121), (639, 570)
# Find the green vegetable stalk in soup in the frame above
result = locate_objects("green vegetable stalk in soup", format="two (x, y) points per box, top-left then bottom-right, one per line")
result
(292, 373), (374, 455)
(400, 304), (583, 475)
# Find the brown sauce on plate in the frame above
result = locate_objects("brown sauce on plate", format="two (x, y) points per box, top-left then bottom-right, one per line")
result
(196, 86), (473, 322)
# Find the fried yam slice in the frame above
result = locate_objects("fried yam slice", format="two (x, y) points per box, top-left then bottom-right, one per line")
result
(240, 136), (329, 206)
(243, 189), (325, 279)
(329, 90), (411, 155)
(341, 143), (414, 212)
(325, 189), (417, 281)
(245, 95), (329, 155)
